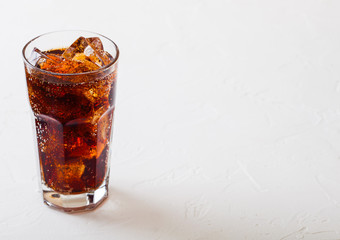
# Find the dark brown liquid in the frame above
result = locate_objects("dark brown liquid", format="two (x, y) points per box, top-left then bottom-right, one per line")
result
(26, 49), (117, 194)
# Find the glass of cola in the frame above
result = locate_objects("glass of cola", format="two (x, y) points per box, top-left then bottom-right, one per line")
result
(22, 31), (119, 212)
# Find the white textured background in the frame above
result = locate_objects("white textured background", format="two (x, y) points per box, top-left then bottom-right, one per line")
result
(1, 0), (340, 239)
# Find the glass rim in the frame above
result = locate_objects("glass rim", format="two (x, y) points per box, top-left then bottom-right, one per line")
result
(22, 30), (119, 76)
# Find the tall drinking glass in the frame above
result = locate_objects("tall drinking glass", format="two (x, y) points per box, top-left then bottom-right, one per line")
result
(22, 31), (119, 212)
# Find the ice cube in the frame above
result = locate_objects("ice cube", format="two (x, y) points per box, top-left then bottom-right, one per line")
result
(62, 37), (88, 59)
(56, 161), (86, 186)
(72, 53), (100, 71)
(62, 36), (111, 67)
(64, 119), (97, 159)
(31, 47), (62, 68)
(83, 87), (99, 103)
(87, 37), (104, 51)
(85, 37), (111, 66)
(29, 47), (45, 65)
(72, 53), (87, 62)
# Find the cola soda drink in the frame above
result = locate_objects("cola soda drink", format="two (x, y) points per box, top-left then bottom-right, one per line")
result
(23, 31), (119, 212)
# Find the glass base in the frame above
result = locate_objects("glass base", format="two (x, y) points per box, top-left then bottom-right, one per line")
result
(42, 181), (108, 213)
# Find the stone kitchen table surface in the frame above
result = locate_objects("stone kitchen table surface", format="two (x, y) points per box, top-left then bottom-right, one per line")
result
(1, 0), (340, 239)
